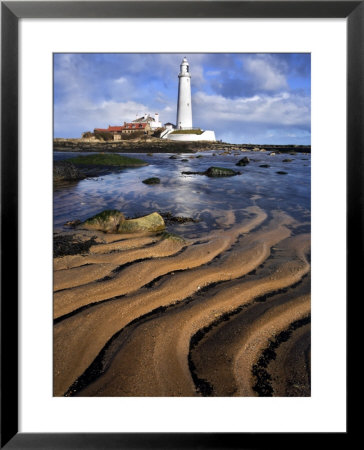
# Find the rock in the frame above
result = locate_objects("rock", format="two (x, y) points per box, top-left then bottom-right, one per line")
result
(270, 152), (276, 156)
(259, 164), (270, 168)
(142, 177), (160, 185)
(276, 171), (288, 175)
(236, 157), (250, 166)
(82, 210), (125, 232)
(204, 167), (240, 177)
(53, 234), (97, 257)
(159, 231), (186, 243)
(181, 159), (189, 162)
(118, 212), (165, 233)
(160, 212), (199, 224)
(282, 158), (293, 162)
(64, 219), (81, 227)
(169, 155), (178, 159)
(53, 160), (85, 182)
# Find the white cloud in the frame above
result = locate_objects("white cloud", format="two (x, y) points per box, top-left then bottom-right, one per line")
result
(54, 98), (151, 134)
(114, 77), (127, 84)
(193, 91), (310, 127)
(244, 55), (288, 91)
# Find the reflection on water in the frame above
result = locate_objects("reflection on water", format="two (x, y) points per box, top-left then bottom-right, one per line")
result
(53, 151), (311, 237)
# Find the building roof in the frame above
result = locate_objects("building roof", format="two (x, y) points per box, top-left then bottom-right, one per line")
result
(123, 122), (148, 129)
(133, 115), (155, 123)
(94, 123), (148, 132)
(108, 126), (124, 132)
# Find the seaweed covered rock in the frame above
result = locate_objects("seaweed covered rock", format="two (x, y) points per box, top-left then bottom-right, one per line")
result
(82, 210), (125, 232)
(118, 212), (165, 233)
(182, 166), (240, 177)
(142, 177), (160, 185)
(158, 231), (186, 243)
(53, 160), (85, 182)
(69, 153), (148, 167)
(236, 157), (250, 166)
(204, 167), (240, 177)
(53, 234), (97, 257)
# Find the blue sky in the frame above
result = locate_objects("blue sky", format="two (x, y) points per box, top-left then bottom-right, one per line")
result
(54, 53), (310, 145)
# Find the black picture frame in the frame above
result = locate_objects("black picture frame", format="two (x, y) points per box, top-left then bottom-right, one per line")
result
(1, 1), (357, 448)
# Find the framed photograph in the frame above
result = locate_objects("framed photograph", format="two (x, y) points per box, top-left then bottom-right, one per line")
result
(2, 1), (357, 448)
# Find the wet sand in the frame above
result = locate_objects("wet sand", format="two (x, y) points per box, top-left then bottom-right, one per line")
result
(53, 206), (310, 397)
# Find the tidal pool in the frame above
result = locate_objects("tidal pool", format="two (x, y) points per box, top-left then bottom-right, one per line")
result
(53, 150), (310, 237)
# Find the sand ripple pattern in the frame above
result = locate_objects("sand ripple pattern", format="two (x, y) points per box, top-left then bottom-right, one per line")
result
(53, 206), (310, 397)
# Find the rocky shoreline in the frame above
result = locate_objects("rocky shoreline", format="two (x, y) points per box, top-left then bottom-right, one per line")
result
(54, 138), (311, 154)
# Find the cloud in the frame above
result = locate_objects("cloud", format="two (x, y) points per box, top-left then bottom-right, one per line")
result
(53, 53), (311, 144)
(114, 77), (127, 84)
(192, 90), (310, 144)
(244, 55), (288, 91)
(193, 91), (310, 127)
(54, 98), (151, 136)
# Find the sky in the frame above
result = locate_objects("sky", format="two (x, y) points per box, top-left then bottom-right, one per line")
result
(54, 53), (311, 145)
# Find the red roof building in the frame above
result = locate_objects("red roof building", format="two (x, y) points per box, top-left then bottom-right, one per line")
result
(93, 122), (151, 140)
(94, 123), (150, 133)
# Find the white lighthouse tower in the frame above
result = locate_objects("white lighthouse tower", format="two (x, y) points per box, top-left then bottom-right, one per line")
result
(161, 56), (216, 141)
(176, 57), (192, 129)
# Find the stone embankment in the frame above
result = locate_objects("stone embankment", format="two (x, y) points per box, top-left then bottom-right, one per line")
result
(53, 138), (311, 154)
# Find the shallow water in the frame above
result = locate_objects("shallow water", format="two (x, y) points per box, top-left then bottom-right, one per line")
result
(53, 150), (310, 237)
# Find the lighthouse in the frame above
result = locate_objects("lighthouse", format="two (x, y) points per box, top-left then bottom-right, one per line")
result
(161, 56), (216, 141)
(176, 57), (192, 129)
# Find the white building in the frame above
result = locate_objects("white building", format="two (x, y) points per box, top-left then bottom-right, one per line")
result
(133, 113), (162, 130)
(163, 57), (216, 142)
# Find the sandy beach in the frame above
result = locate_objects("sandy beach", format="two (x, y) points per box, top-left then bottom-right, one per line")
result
(54, 203), (310, 397)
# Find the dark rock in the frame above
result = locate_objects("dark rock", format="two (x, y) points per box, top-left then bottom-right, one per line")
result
(259, 164), (270, 168)
(54, 235), (97, 257)
(276, 171), (288, 175)
(204, 167), (240, 177)
(160, 212), (199, 224)
(53, 160), (85, 182)
(282, 159), (293, 163)
(182, 166), (240, 177)
(236, 157), (250, 166)
(64, 219), (81, 227)
(142, 177), (160, 185)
